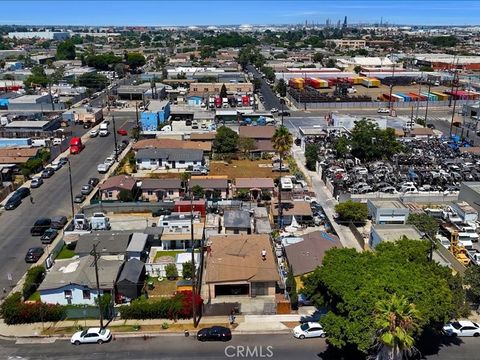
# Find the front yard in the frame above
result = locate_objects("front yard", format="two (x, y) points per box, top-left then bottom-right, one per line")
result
(146, 277), (177, 298)
(210, 159), (288, 179)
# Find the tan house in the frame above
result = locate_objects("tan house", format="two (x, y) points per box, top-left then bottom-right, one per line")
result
(141, 179), (183, 202)
(189, 178), (229, 199)
(189, 82), (253, 96)
(205, 234), (279, 299)
(235, 178), (275, 200)
(238, 126), (276, 157)
(99, 175), (137, 201)
(0, 147), (39, 165)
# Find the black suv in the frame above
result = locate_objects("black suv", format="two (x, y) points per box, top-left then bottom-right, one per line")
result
(4, 194), (22, 210)
(30, 218), (52, 236)
(14, 187), (31, 199)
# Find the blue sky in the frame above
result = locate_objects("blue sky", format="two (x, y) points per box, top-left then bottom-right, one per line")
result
(1, 1), (479, 26)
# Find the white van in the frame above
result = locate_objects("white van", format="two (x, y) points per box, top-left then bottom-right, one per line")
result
(99, 122), (109, 137)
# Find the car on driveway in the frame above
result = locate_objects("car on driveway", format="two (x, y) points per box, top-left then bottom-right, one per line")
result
(81, 184), (93, 195)
(4, 194), (22, 210)
(31, 176), (43, 188)
(50, 215), (68, 229)
(41, 167), (55, 178)
(14, 187), (31, 199)
(74, 193), (86, 203)
(293, 322), (326, 339)
(443, 320), (480, 337)
(41, 228), (58, 244)
(25, 247), (44, 263)
(90, 129), (99, 137)
(197, 326), (231, 342)
(117, 128), (128, 136)
(71, 327), (112, 345)
(30, 218), (52, 236)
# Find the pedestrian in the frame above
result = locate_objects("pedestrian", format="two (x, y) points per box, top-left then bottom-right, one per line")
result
(229, 309), (236, 325)
(261, 248), (267, 261)
(2, 287), (6, 294)
(29, 195), (34, 204)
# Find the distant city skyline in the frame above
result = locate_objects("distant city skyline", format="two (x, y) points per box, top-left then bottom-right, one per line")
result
(1, 1), (479, 27)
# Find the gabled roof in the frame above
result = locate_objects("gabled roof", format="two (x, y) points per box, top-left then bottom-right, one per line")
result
(141, 178), (182, 190)
(136, 148), (203, 162)
(190, 178), (228, 189)
(99, 175), (136, 191)
(132, 138), (211, 152)
(75, 231), (132, 255)
(224, 210), (251, 229)
(235, 177), (274, 189)
(117, 259), (145, 284)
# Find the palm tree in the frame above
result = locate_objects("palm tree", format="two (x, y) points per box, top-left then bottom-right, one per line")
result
(272, 125), (293, 228)
(181, 171), (191, 195)
(370, 294), (421, 360)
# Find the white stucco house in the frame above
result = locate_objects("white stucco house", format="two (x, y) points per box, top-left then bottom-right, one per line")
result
(38, 256), (123, 306)
(135, 148), (204, 171)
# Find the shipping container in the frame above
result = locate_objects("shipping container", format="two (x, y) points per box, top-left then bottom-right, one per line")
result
(391, 94), (404, 102)
(0, 138), (32, 148)
(395, 93), (411, 102)
(361, 78), (380, 88)
(353, 77), (365, 85)
(430, 91), (448, 101)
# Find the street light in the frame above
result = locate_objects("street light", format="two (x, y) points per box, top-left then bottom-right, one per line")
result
(66, 158), (75, 219)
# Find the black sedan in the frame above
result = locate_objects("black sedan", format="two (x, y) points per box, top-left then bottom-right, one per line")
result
(88, 177), (100, 187)
(41, 228), (58, 244)
(4, 194), (22, 210)
(197, 326), (232, 342)
(14, 187), (31, 199)
(74, 193), (86, 203)
(50, 215), (68, 230)
(25, 247), (44, 263)
(41, 167), (55, 178)
(30, 218), (52, 236)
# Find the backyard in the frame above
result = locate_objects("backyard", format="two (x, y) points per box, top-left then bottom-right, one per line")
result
(209, 159), (288, 179)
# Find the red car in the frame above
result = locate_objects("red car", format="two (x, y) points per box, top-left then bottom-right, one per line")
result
(117, 128), (128, 136)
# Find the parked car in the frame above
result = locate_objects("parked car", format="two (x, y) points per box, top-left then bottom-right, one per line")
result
(90, 129), (99, 137)
(74, 193), (86, 203)
(278, 111), (290, 117)
(104, 157), (115, 167)
(191, 166), (208, 175)
(59, 157), (68, 166)
(25, 247), (44, 263)
(30, 218), (52, 236)
(88, 177), (100, 187)
(41, 228), (58, 244)
(293, 322), (326, 339)
(71, 327), (112, 345)
(97, 163), (109, 173)
(14, 187), (31, 199)
(117, 128), (128, 136)
(41, 167), (55, 178)
(50, 160), (62, 171)
(4, 194), (22, 210)
(197, 326), (232, 342)
(50, 215), (68, 229)
(443, 320), (480, 337)
(83, 122), (92, 129)
(377, 108), (390, 114)
(31, 177), (43, 188)
(81, 184), (93, 195)
(298, 293), (313, 307)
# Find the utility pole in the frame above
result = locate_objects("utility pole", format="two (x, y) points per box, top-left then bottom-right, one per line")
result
(67, 159), (75, 218)
(450, 70), (460, 136)
(190, 193), (197, 327)
(424, 80), (432, 126)
(388, 63), (396, 115)
(135, 102), (140, 141)
(112, 115), (118, 161)
(91, 243), (104, 329)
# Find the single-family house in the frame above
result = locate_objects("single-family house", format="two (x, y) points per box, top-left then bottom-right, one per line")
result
(75, 231), (132, 258)
(223, 210), (252, 234)
(115, 259), (146, 302)
(235, 178), (275, 200)
(158, 214), (204, 250)
(271, 200), (313, 226)
(141, 178), (183, 201)
(238, 126), (276, 158)
(135, 148), (204, 171)
(284, 231), (342, 289)
(99, 175), (138, 201)
(132, 138), (211, 153)
(38, 256), (123, 306)
(204, 234), (279, 299)
(189, 178), (229, 199)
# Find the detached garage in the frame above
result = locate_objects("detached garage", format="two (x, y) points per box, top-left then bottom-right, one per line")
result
(116, 259), (146, 302)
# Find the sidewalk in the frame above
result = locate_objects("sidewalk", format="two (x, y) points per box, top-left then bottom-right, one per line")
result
(0, 313), (300, 339)
(292, 146), (363, 251)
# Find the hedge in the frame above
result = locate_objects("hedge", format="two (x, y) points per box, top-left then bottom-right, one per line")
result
(1, 292), (65, 325)
(22, 265), (45, 300)
(119, 291), (203, 320)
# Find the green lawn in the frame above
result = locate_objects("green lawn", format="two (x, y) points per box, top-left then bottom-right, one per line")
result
(56, 245), (76, 259)
(28, 291), (40, 301)
(153, 250), (182, 262)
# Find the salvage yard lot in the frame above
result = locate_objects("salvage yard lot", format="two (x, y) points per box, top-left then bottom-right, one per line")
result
(210, 160), (288, 179)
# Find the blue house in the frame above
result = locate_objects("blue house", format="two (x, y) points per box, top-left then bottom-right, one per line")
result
(140, 100), (171, 131)
(187, 96), (203, 106)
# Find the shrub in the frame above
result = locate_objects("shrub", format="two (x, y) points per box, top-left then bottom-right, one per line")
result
(260, 191), (272, 201)
(0, 292), (65, 325)
(182, 261), (194, 280)
(165, 263), (178, 280)
(162, 322), (169, 329)
(22, 266), (45, 300)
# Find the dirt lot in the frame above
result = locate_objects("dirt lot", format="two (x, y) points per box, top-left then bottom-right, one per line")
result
(210, 160), (288, 180)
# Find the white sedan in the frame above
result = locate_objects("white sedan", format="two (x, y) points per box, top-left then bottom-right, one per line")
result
(71, 327), (112, 345)
(443, 320), (480, 337)
(377, 108), (390, 114)
(293, 322), (326, 339)
(90, 129), (99, 137)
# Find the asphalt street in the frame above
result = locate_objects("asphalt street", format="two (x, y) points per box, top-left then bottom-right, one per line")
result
(0, 333), (478, 360)
(0, 112), (134, 293)
(247, 64), (286, 111)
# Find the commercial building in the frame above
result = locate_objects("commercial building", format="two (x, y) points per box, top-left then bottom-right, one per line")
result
(369, 224), (423, 249)
(7, 94), (66, 111)
(140, 100), (171, 132)
(459, 182), (480, 213)
(189, 82), (253, 96)
(367, 199), (410, 225)
(326, 39), (367, 49)
(8, 31), (70, 40)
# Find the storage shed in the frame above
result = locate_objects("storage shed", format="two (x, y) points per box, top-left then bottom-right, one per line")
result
(126, 233), (149, 260)
(116, 259), (146, 301)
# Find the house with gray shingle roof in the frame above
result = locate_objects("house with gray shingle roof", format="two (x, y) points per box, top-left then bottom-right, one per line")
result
(135, 148), (204, 171)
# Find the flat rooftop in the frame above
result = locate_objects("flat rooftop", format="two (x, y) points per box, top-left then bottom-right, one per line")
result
(369, 199), (407, 209)
(373, 224), (423, 242)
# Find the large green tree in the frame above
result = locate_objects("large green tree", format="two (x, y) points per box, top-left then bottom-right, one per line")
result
(275, 79), (287, 97)
(56, 40), (76, 60)
(25, 66), (49, 87)
(126, 52), (146, 69)
(77, 73), (108, 91)
(213, 126), (239, 154)
(406, 213), (439, 239)
(301, 239), (467, 354)
(335, 200), (368, 223)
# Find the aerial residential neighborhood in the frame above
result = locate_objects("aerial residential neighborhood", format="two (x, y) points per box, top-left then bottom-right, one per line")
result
(1, 1), (480, 359)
